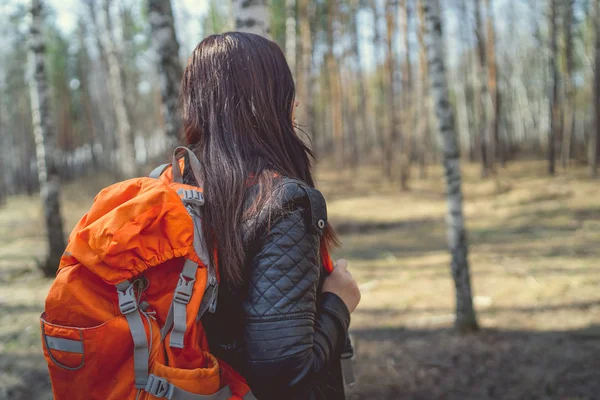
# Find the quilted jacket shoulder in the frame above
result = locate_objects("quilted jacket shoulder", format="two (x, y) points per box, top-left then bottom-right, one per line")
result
(203, 177), (349, 399)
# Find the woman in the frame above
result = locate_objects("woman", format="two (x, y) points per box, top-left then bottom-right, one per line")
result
(180, 32), (361, 399)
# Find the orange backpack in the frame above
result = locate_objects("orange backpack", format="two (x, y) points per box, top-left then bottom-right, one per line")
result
(40, 147), (256, 400)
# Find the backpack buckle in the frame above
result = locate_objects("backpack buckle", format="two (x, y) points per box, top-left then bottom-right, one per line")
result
(145, 374), (174, 398)
(117, 284), (138, 315)
(173, 276), (195, 304)
(178, 189), (204, 207)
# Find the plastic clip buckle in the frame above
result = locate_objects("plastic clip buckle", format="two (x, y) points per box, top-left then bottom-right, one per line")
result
(117, 284), (138, 315)
(145, 375), (174, 399)
(173, 276), (195, 304)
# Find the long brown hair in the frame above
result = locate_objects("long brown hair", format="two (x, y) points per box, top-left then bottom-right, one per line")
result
(181, 32), (336, 287)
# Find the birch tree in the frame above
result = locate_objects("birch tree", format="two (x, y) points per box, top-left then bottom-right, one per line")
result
(285, 0), (296, 74)
(296, 0), (314, 138)
(148, 0), (184, 145)
(401, 0), (413, 187)
(417, 0), (431, 178)
(384, 0), (402, 182)
(96, 0), (136, 178)
(485, 0), (501, 166)
(591, 0), (600, 177)
(233, 0), (270, 37)
(562, 0), (575, 168)
(29, 0), (66, 276)
(474, 0), (492, 177)
(548, 0), (560, 175)
(422, 0), (478, 332)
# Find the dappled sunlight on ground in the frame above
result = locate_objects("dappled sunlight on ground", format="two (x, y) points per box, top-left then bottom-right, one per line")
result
(317, 161), (600, 399)
(1, 161), (599, 399)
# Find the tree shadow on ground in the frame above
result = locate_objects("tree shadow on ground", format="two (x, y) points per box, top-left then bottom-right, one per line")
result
(354, 299), (600, 319)
(348, 324), (600, 400)
(335, 204), (600, 264)
(3, 323), (598, 400)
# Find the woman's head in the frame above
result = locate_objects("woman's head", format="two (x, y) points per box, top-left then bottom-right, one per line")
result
(182, 32), (311, 181)
(180, 32), (333, 287)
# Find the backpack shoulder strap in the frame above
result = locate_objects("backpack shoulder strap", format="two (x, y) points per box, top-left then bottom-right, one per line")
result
(149, 163), (170, 179)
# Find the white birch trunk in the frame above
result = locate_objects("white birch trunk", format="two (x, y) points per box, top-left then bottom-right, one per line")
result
(422, 0), (478, 332)
(233, 0), (271, 38)
(285, 0), (296, 73)
(148, 0), (184, 146)
(97, 0), (136, 178)
(29, 0), (66, 276)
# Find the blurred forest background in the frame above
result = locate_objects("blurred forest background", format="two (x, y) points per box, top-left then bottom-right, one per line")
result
(1, 0), (600, 399)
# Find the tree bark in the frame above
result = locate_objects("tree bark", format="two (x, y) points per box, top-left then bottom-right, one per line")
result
(474, 0), (491, 177)
(148, 0), (184, 145)
(285, 0), (296, 74)
(350, 0), (370, 164)
(422, 0), (478, 332)
(384, 0), (402, 183)
(484, 0), (501, 167)
(29, 0), (66, 276)
(561, 0), (575, 168)
(400, 0), (413, 188)
(96, 0), (136, 178)
(0, 82), (6, 206)
(591, 0), (600, 177)
(417, 0), (431, 178)
(326, 0), (344, 161)
(296, 0), (312, 135)
(548, 0), (559, 176)
(233, 0), (270, 37)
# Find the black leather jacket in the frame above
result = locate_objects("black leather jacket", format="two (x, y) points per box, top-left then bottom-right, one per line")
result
(202, 178), (350, 399)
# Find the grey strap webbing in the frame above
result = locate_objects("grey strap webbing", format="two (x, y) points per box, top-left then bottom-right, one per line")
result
(149, 163), (170, 179)
(189, 209), (219, 320)
(45, 336), (83, 353)
(160, 193), (211, 343)
(145, 375), (233, 400)
(169, 259), (199, 348)
(171, 146), (204, 186)
(116, 281), (149, 389)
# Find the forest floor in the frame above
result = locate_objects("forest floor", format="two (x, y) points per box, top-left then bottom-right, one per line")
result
(1, 160), (599, 400)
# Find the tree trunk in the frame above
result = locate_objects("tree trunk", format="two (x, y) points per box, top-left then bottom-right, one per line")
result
(548, 0), (559, 176)
(148, 0), (184, 145)
(591, 0), (600, 177)
(29, 0), (66, 276)
(97, 0), (136, 178)
(416, 0), (431, 178)
(370, 0), (386, 163)
(233, 0), (270, 37)
(400, 0), (412, 188)
(561, 0), (575, 169)
(326, 0), (344, 162)
(296, 0), (312, 135)
(458, 0), (475, 162)
(474, 0), (491, 177)
(384, 0), (402, 182)
(422, 0), (478, 333)
(350, 0), (370, 164)
(484, 0), (501, 167)
(0, 83), (6, 206)
(285, 0), (296, 75)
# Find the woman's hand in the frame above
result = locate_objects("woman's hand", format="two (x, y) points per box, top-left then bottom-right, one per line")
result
(322, 259), (361, 313)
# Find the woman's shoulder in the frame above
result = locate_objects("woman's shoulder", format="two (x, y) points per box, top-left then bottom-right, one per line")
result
(243, 177), (328, 244)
